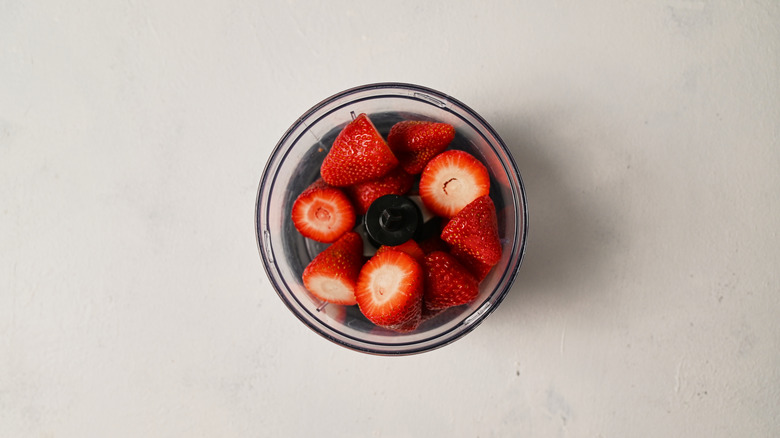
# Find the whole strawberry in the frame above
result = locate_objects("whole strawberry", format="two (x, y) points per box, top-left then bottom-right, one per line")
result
(320, 113), (399, 187)
(302, 232), (365, 305)
(387, 121), (455, 174)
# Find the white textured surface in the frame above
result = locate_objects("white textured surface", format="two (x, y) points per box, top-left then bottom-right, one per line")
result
(2, 1), (779, 436)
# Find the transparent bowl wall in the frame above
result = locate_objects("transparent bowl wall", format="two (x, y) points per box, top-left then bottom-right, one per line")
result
(256, 83), (528, 355)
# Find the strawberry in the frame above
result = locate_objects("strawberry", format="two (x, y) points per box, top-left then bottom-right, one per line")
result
(419, 150), (490, 218)
(320, 113), (399, 187)
(449, 246), (494, 282)
(422, 251), (480, 310)
(441, 195), (502, 277)
(387, 121), (455, 174)
(344, 167), (415, 215)
(418, 234), (449, 254)
(374, 239), (425, 265)
(291, 179), (356, 243)
(355, 249), (423, 331)
(302, 232), (364, 305)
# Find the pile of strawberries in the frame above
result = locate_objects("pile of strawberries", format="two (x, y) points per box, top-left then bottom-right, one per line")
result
(291, 113), (501, 332)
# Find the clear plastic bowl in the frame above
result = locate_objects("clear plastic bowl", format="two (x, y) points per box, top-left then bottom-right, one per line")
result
(255, 83), (528, 355)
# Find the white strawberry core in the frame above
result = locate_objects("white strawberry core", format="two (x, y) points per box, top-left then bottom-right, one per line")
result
(436, 171), (477, 207)
(315, 206), (331, 222)
(369, 265), (404, 304)
(442, 177), (463, 196)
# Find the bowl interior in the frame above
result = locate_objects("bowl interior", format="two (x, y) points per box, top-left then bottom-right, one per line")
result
(257, 85), (526, 354)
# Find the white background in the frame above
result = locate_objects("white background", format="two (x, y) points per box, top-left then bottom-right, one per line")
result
(2, 1), (779, 436)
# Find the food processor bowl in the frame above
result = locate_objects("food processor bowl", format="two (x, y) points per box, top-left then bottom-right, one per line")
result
(255, 83), (528, 355)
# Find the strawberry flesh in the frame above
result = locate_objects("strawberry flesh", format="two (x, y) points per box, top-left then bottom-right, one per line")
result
(387, 121), (455, 174)
(423, 251), (480, 310)
(292, 179), (356, 243)
(419, 150), (490, 218)
(355, 249), (423, 331)
(320, 113), (399, 187)
(302, 232), (365, 305)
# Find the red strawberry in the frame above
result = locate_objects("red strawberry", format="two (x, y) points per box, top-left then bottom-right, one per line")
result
(302, 232), (364, 305)
(320, 113), (399, 186)
(344, 167), (415, 215)
(441, 195), (502, 275)
(423, 251), (480, 310)
(387, 121), (455, 174)
(418, 235), (449, 254)
(355, 249), (423, 331)
(375, 239), (425, 265)
(419, 150), (490, 218)
(449, 246), (494, 282)
(292, 179), (356, 243)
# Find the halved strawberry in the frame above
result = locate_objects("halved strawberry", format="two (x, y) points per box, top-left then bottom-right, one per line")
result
(419, 150), (490, 218)
(387, 121), (455, 174)
(441, 195), (502, 276)
(302, 232), (364, 305)
(375, 239), (425, 265)
(423, 251), (480, 310)
(292, 179), (356, 243)
(355, 249), (423, 331)
(344, 167), (415, 215)
(320, 113), (399, 187)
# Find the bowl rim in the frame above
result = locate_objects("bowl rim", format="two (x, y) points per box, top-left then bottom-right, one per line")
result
(255, 82), (528, 355)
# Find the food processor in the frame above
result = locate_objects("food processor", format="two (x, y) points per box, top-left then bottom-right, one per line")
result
(255, 83), (528, 355)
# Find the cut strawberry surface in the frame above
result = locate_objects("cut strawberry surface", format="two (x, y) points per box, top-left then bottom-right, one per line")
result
(387, 121), (455, 174)
(441, 195), (502, 270)
(292, 179), (356, 243)
(419, 150), (490, 218)
(355, 249), (423, 330)
(344, 167), (415, 215)
(375, 239), (425, 265)
(423, 251), (480, 310)
(302, 232), (364, 305)
(320, 113), (399, 187)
